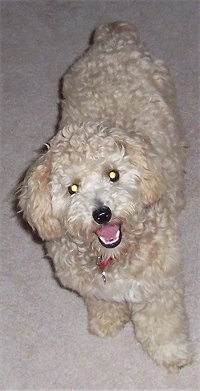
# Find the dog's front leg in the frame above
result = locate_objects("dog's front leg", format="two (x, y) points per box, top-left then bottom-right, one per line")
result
(85, 297), (131, 337)
(132, 283), (193, 372)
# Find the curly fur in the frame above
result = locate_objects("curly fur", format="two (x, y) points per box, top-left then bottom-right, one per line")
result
(18, 22), (193, 372)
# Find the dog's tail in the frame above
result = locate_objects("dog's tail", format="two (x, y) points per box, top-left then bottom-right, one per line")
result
(92, 21), (139, 45)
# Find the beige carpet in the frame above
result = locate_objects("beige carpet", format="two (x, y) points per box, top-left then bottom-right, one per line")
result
(1, 1), (199, 389)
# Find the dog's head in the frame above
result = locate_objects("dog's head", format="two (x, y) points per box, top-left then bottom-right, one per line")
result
(18, 123), (165, 253)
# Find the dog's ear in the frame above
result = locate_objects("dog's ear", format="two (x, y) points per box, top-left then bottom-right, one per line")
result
(132, 149), (166, 206)
(18, 152), (62, 241)
(115, 132), (165, 206)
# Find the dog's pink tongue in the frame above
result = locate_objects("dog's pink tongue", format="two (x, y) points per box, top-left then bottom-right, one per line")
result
(97, 224), (119, 242)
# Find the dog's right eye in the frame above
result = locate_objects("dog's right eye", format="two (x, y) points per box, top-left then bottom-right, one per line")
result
(108, 170), (120, 182)
(68, 184), (79, 195)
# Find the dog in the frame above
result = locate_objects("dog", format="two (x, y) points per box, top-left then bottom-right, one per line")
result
(18, 22), (193, 372)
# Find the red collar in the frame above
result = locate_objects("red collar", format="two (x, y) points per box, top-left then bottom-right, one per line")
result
(98, 256), (113, 272)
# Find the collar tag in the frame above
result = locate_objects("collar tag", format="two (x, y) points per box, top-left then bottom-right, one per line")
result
(96, 256), (113, 283)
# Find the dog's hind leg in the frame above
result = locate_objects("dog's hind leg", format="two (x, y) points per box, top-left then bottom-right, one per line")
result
(85, 297), (131, 337)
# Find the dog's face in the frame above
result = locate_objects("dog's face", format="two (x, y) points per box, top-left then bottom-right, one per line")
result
(18, 123), (164, 255)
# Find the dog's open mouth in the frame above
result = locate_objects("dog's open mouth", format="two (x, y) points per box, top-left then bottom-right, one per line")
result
(96, 224), (122, 248)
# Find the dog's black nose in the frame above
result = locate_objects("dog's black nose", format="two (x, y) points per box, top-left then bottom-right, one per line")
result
(93, 206), (112, 224)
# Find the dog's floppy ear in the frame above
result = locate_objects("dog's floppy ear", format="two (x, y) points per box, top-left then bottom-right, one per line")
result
(132, 149), (166, 206)
(115, 132), (165, 206)
(18, 152), (62, 240)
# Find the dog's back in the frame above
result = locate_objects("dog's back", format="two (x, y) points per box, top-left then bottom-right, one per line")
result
(60, 22), (176, 132)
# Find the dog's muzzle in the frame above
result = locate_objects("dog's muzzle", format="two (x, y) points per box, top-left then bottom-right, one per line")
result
(93, 206), (122, 248)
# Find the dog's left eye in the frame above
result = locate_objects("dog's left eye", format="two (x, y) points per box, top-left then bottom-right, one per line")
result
(68, 184), (79, 195)
(108, 170), (120, 182)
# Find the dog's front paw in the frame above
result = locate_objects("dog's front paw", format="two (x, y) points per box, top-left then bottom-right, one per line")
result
(88, 315), (127, 337)
(86, 298), (130, 337)
(153, 342), (194, 373)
